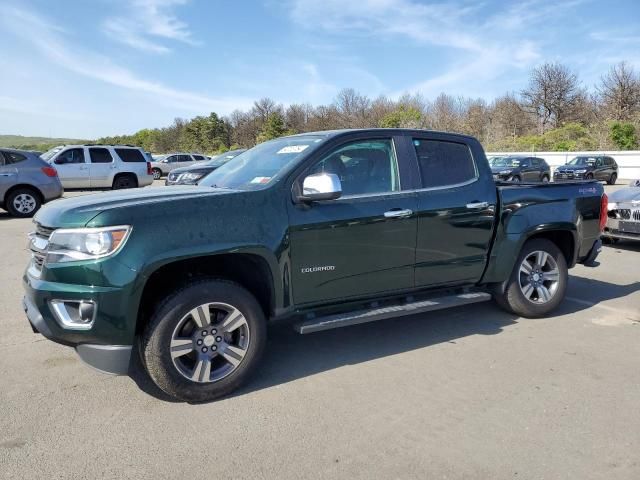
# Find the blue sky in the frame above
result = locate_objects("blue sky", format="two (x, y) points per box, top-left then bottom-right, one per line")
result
(1, 0), (639, 138)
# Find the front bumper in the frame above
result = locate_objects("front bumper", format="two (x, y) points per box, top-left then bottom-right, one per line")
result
(22, 294), (132, 374)
(553, 172), (586, 181)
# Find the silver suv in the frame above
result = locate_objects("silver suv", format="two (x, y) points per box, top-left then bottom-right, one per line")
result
(40, 145), (154, 189)
(0, 149), (63, 217)
(150, 153), (209, 179)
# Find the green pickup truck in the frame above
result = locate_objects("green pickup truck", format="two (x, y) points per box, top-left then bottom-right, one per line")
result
(23, 129), (606, 401)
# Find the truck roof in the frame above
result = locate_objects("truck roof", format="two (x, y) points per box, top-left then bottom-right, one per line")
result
(285, 128), (478, 142)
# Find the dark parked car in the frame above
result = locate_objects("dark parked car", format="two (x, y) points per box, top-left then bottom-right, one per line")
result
(489, 156), (551, 182)
(0, 149), (63, 217)
(23, 129), (605, 402)
(165, 149), (247, 185)
(554, 155), (618, 184)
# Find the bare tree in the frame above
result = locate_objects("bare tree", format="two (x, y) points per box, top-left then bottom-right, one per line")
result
(334, 88), (372, 128)
(285, 103), (314, 133)
(597, 62), (640, 121)
(521, 62), (582, 132)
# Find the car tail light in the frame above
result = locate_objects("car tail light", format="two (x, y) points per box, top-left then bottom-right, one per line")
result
(146, 162), (152, 175)
(599, 194), (608, 232)
(41, 166), (58, 177)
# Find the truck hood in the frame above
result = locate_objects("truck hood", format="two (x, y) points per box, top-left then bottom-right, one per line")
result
(34, 186), (233, 228)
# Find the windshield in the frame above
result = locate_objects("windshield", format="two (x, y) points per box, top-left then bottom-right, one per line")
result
(490, 157), (521, 167)
(199, 136), (325, 190)
(40, 146), (64, 161)
(568, 156), (597, 166)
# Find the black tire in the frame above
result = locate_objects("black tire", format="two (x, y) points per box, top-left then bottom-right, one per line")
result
(142, 279), (266, 402)
(112, 174), (137, 189)
(152, 168), (162, 180)
(512, 175), (522, 183)
(541, 175), (550, 183)
(494, 238), (568, 318)
(585, 173), (594, 180)
(6, 187), (42, 218)
(607, 173), (617, 185)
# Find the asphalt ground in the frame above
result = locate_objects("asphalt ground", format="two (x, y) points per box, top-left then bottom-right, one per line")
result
(0, 182), (639, 479)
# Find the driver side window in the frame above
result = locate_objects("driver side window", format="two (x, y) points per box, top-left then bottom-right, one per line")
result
(56, 148), (85, 165)
(308, 139), (400, 196)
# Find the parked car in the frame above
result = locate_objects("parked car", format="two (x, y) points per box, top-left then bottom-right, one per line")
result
(603, 180), (640, 242)
(150, 153), (209, 179)
(554, 155), (618, 184)
(0, 148), (63, 217)
(489, 156), (551, 182)
(40, 145), (153, 190)
(23, 129), (606, 402)
(165, 149), (247, 185)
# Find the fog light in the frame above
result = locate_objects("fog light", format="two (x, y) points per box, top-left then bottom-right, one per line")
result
(50, 300), (96, 330)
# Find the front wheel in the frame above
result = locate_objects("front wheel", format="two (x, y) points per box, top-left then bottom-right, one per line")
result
(494, 238), (568, 318)
(142, 279), (266, 402)
(585, 173), (594, 180)
(152, 168), (162, 180)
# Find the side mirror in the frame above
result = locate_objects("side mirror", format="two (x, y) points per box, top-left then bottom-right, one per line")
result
(299, 173), (342, 202)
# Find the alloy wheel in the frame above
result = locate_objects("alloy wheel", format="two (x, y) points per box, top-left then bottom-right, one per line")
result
(170, 302), (250, 383)
(518, 250), (560, 304)
(12, 193), (36, 214)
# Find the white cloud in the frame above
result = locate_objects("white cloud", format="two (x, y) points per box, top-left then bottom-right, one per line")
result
(0, 4), (251, 115)
(288, 0), (586, 98)
(104, 0), (199, 54)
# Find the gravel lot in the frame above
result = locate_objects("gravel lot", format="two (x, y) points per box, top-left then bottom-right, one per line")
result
(1, 183), (639, 479)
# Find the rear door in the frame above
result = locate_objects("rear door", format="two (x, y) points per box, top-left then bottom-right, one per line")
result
(412, 134), (497, 288)
(88, 147), (115, 187)
(52, 148), (89, 188)
(520, 158), (535, 181)
(0, 151), (18, 202)
(288, 134), (418, 305)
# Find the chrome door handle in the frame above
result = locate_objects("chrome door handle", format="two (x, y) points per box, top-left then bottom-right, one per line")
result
(466, 202), (489, 209)
(384, 208), (413, 218)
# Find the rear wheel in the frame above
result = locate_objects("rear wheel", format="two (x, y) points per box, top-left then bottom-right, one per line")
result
(152, 168), (162, 180)
(494, 238), (567, 318)
(112, 174), (137, 189)
(6, 188), (41, 218)
(541, 175), (550, 183)
(607, 173), (617, 185)
(142, 279), (266, 402)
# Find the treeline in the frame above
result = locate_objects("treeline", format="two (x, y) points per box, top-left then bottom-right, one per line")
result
(97, 61), (640, 154)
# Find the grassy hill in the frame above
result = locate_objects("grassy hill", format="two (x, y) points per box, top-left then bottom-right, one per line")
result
(0, 135), (91, 151)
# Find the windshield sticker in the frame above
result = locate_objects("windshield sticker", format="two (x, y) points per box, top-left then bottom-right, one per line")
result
(277, 145), (309, 154)
(250, 176), (272, 184)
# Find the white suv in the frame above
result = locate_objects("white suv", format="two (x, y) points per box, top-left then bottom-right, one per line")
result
(40, 145), (154, 189)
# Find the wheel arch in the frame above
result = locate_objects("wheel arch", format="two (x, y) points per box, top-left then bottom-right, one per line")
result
(3, 183), (44, 204)
(112, 172), (139, 187)
(135, 252), (278, 335)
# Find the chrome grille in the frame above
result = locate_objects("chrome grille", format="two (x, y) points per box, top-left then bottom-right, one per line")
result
(634, 210), (640, 221)
(29, 222), (55, 276)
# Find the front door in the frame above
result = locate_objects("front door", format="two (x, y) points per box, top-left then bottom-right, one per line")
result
(288, 137), (417, 305)
(411, 135), (497, 288)
(53, 148), (89, 188)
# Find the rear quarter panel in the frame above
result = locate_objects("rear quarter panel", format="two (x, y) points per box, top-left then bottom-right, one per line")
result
(481, 182), (603, 284)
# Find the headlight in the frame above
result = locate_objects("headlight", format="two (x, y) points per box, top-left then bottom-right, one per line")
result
(574, 169), (587, 174)
(46, 226), (132, 263)
(499, 170), (511, 175)
(180, 172), (205, 182)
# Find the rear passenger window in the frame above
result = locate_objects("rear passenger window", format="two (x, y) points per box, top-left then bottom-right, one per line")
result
(193, 155), (205, 161)
(179, 155), (191, 162)
(115, 148), (146, 162)
(2, 151), (27, 164)
(55, 148), (85, 164)
(89, 148), (113, 163)
(413, 139), (476, 188)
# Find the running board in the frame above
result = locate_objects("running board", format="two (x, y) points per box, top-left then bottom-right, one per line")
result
(295, 292), (492, 334)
